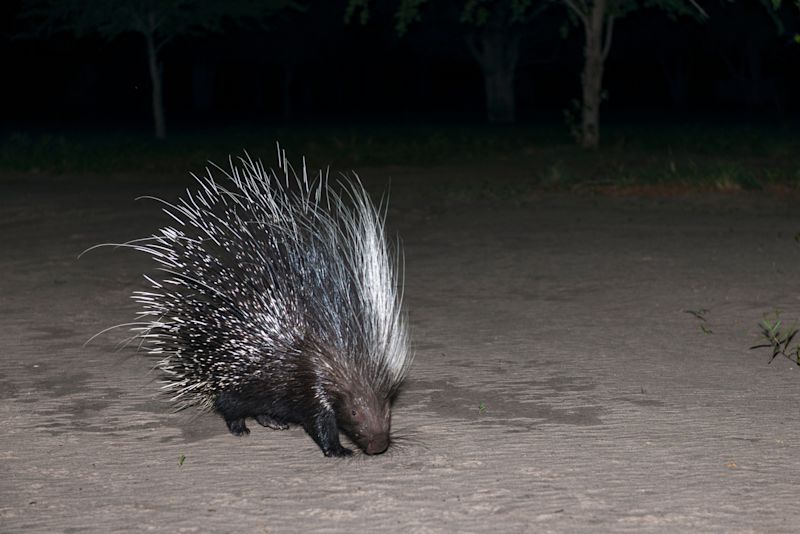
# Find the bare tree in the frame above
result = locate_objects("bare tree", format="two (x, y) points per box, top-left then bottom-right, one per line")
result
(349, 0), (550, 124)
(21, 0), (294, 139)
(559, 0), (705, 148)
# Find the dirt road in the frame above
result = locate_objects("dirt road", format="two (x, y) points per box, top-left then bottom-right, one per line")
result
(1, 169), (799, 532)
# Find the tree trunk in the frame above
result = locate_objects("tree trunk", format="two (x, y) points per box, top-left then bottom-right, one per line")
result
(482, 45), (517, 124)
(144, 30), (166, 140)
(580, 50), (603, 149)
(578, 0), (613, 149)
(465, 21), (521, 124)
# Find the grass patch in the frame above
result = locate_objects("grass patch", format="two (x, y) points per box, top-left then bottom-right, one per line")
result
(0, 124), (553, 175)
(1, 121), (799, 192)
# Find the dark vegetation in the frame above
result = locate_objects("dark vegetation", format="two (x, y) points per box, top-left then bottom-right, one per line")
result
(2, 122), (798, 194)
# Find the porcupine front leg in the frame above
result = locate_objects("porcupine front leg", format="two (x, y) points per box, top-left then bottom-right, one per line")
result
(305, 409), (352, 457)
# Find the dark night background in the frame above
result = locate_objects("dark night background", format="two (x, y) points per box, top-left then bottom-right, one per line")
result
(1, 0), (799, 183)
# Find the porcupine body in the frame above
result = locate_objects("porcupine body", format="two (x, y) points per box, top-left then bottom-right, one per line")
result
(128, 150), (411, 457)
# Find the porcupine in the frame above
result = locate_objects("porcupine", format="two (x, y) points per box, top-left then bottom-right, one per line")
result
(116, 149), (411, 457)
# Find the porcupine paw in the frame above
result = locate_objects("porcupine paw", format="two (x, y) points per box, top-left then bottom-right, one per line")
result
(255, 414), (290, 430)
(323, 444), (354, 458)
(225, 418), (250, 436)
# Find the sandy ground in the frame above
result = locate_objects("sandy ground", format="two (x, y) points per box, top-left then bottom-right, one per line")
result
(1, 167), (800, 533)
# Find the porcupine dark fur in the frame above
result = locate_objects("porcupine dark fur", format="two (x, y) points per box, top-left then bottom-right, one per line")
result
(115, 149), (412, 457)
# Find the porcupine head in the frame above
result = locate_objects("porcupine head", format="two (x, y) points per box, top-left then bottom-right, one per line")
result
(306, 347), (395, 456)
(216, 334), (399, 457)
(225, 331), (403, 457)
(288, 303), (408, 457)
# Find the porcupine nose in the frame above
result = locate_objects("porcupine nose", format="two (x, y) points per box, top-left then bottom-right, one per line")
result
(365, 435), (389, 455)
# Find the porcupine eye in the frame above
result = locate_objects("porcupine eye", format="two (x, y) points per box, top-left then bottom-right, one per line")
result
(349, 407), (364, 425)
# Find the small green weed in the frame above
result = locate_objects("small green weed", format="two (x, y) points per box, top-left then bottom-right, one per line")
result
(751, 312), (800, 366)
(685, 308), (713, 334)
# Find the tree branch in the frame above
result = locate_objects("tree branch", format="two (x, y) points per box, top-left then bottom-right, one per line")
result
(463, 32), (481, 63)
(602, 15), (614, 60)
(561, 0), (588, 25)
(156, 34), (172, 52)
(686, 0), (708, 19)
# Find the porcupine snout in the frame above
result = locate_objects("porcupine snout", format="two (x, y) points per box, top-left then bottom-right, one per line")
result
(365, 432), (389, 455)
(362, 404), (391, 455)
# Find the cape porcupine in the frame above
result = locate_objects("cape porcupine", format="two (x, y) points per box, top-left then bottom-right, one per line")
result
(111, 149), (412, 457)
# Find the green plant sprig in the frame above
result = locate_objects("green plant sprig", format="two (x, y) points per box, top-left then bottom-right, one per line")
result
(751, 313), (800, 366)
